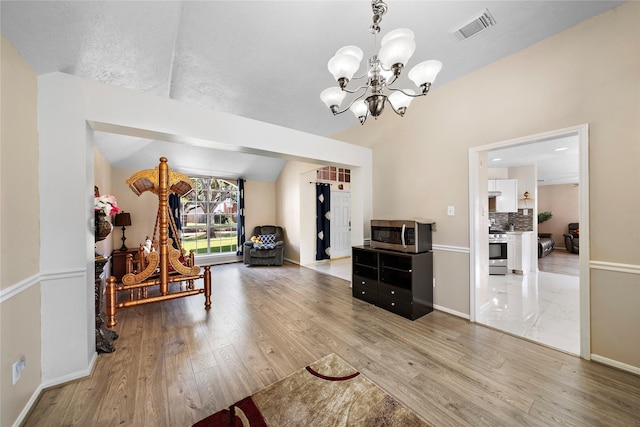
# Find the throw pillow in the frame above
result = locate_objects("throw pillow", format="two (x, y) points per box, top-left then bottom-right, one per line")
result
(259, 234), (277, 245)
(253, 243), (276, 250)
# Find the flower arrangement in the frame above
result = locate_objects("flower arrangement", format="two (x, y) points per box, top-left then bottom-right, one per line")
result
(95, 195), (120, 216)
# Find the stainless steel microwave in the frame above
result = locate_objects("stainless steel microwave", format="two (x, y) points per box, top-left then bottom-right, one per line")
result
(370, 220), (433, 253)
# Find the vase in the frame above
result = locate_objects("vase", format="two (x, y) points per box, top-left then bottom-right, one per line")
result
(95, 212), (113, 242)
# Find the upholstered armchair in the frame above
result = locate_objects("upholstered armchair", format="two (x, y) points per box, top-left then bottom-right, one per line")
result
(563, 223), (579, 254)
(243, 225), (285, 266)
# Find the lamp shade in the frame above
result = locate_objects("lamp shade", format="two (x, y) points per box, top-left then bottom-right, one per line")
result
(349, 100), (368, 119)
(378, 36), (415, 68)
(328, 46), (363, 81)
(335, 45), (363, 63)
(388, 89), (415, 110)
(408, 60), (443, 86)
(114, 212), (132, 227)
(320, 87), (347, 109)
(380, 28), (415, 46)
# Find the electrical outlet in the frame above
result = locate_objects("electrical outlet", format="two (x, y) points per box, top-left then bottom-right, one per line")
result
(447, 206), (455, 216)
(12, 355), (26, 385)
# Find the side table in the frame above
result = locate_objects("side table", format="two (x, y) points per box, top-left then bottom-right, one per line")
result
(111, 249), (139, 283)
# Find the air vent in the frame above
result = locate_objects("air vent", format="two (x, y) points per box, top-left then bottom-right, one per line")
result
(452, 9), (496, 41)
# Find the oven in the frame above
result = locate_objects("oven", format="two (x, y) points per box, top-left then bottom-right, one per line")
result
(489, 233), (508, 275)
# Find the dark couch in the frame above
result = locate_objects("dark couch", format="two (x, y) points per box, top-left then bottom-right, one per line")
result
(563, 223), (579, 254)
(243, 225), (284, 266)
(538, 233), (555, 258)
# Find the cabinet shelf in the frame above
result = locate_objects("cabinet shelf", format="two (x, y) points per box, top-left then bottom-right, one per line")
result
(352, 246), (433, 321)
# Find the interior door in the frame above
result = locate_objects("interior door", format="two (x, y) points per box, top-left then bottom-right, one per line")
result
(330, 191), (351, 258)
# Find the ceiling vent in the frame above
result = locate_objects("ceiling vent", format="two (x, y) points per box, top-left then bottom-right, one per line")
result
(452, 9), (496, 41)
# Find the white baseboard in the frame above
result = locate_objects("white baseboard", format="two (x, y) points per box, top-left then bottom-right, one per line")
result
(12, 383), (44, 427)
(590, 354), (640, 375)
(12, 352), (97, 427)
(42, 350), (97, 389)
(434, 304), (470, 320)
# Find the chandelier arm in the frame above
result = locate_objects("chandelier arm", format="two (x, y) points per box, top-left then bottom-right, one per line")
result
(332, 89), (369, 115)
(386, 86), (428, 98)
(341, 83), (372, 95)
(350, 71), (371, 81)
(387, 100), (405, 117)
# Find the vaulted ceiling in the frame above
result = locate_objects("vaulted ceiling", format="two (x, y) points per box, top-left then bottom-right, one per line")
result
(1, 1), (622, 180)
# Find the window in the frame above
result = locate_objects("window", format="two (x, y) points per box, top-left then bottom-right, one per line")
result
(316, 166), (350, 182)
(180, 177), (238, 255)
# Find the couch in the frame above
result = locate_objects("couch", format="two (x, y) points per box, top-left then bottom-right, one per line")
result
(243, 225), (285, 266)
(563, 223), (579, 254)
(538, 233), (555, 258)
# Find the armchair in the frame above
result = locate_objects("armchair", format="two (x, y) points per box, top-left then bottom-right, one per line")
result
(243, 225), (285, 266)
(563, 223), (579, 254)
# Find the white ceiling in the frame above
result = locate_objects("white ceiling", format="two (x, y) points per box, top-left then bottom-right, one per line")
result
(489, 135), (579, 186)
(1, 1), (621, 180)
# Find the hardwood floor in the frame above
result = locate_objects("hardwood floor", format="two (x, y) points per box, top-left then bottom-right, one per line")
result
(538, 248), (579, 276)
(24, 262), (640, 426)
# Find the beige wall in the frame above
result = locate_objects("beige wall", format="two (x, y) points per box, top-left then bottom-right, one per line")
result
(94, 148), (116, 257)
(0, 34), (42, 427)
(275, 160), (322, 263)
(538, 184), (579, 249)
(244, 180), (276, 236)
(334, 3), (640, 368)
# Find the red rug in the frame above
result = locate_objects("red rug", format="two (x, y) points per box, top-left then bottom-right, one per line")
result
(194, 353), (430, 426)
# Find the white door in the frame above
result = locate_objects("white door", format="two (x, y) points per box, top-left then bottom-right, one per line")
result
(330, 191), (351, 258)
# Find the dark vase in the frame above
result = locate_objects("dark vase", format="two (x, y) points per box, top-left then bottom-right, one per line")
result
(95, 212), (113, 242)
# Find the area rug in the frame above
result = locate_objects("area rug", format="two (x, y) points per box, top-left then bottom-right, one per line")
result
(194, 353), (430, 426)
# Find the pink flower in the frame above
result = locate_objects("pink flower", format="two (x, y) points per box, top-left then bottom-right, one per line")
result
(94, 195), (120, 215)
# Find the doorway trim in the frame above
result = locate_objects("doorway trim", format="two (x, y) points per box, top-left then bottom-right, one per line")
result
(468, 124), (590, 359)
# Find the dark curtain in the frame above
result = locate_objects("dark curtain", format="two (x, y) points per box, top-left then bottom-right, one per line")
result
(236, 178), (246, 255)
(168, 193), (181, 249)
(316, 183), (331, 260)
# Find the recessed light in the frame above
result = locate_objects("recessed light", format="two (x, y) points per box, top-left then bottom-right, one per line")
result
(554, 147), (568, 151)
(491, 158), (502, 162)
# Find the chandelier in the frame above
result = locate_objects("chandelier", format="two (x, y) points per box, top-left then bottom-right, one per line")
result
(320, 0), (442, 124)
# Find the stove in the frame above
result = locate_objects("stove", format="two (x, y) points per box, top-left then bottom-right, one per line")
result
(489, 232), (508, 275)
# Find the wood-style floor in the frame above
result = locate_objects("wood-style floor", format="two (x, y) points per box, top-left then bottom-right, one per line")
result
(538, 248), (579, 276)
(24, 262), (640, 426)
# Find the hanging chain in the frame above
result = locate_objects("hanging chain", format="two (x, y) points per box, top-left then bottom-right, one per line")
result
(369, 0), (387, 34)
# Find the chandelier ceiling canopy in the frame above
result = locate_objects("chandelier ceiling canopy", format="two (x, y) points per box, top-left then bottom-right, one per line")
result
(320, 0), (443, 124)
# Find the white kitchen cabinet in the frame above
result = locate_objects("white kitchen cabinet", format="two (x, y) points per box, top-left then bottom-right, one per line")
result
(488, 179), (518, 212)
(507, 231), (532, 274)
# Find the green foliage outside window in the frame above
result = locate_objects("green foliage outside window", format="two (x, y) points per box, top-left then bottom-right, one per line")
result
(180, 177), (238, 255)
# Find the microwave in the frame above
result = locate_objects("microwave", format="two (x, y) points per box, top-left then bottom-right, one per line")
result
(370, 220), (433, 253)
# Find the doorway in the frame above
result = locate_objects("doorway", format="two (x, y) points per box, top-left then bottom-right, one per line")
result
(468, 124), (590, 359)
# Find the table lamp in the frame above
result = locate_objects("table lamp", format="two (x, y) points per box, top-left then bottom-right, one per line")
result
(114, 212), (132, 251)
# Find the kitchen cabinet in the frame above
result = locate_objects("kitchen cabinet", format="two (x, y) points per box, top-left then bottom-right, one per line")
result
(489, 179), (518, 212)
(352, 246), (433, 320)
(507, 231), (532, 274)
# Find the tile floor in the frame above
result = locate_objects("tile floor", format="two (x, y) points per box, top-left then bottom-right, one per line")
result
(477, 271), (580, 355)
(306, 257), (580, 355)
(305, 257), (352, 282)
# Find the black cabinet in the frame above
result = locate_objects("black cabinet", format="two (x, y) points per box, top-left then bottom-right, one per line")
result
(352, 246), (433, 320)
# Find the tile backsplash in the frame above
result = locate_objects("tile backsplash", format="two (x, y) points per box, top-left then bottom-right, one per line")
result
(489, 210), (534, 231)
